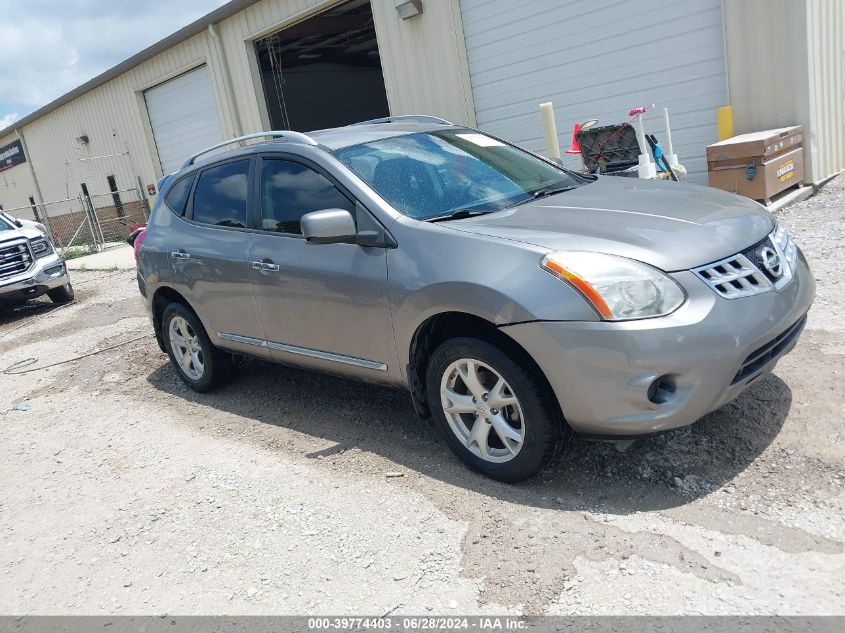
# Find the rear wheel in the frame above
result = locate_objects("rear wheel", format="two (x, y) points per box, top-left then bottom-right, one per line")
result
(162, 302), (232, 392)
(47, 282), (74, 304)
(426, 337), (569, 482)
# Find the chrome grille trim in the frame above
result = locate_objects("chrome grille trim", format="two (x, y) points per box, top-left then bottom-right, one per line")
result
(693, 226), (797, 299)
(0, 239), (34, 281)
(693, 252), (771, 298)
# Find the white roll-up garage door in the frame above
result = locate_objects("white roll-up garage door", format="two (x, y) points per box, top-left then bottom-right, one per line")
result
(460, 0), (727, 183)
(144, 65), (223, 175)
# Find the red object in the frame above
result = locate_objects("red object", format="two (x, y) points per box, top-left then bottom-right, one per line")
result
(147, 183), (157, 196)
(628, 105), (649, 116)
(564, 122), (583, 155)
(132, 227), (147, 261)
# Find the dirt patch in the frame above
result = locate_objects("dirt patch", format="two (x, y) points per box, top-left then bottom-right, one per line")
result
(0, 179), (843, 615)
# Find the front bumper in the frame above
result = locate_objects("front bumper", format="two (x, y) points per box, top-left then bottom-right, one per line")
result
(0, 253), (70, 303)
(500, 252), (815, 436)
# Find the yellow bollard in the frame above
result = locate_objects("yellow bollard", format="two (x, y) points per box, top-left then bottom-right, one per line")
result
(717, 106), (734, 141)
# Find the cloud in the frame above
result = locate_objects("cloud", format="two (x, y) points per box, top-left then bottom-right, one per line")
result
(0, 0), (228, 118)
(0, 113), (20, 130)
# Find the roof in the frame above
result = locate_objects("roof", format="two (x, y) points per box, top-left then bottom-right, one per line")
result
(160, 121), (458, 180)
(310, 121), (456, 150)
(0, 0), (262, 139)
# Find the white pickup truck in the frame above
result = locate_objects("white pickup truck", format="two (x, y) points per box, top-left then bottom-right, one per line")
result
(0, 212), (73, 306)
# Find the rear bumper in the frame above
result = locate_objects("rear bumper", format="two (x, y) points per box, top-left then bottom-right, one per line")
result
(500, 252), (815, 436)
(0, 254), (70, 303)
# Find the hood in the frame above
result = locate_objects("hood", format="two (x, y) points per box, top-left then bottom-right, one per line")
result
(0, 226), (43, 244)
(446, 176), (774, 271)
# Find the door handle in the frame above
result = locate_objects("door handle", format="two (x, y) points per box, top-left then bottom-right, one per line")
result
(171, 250), (191, 260)
(250, 260), (279, 272)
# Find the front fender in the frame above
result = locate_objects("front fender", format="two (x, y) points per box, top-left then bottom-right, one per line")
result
(386, 220), (599, 373)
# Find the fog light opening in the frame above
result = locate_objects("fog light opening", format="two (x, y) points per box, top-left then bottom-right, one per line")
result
(647, 375), (677, 405)
(44, 264), (64, 276)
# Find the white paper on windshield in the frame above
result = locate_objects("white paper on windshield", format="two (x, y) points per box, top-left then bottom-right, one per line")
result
(455, 133), (505, 147)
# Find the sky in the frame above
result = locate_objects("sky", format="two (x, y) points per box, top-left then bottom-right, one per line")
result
(0, 0), (230, 131)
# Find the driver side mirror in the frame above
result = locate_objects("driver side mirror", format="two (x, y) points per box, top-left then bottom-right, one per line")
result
(301, 209), (357, 245)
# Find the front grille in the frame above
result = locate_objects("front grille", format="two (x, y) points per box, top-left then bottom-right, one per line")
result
(693, 251), (770, 298)
(732, 314), (807, 385)
(0, 240), (33, 280)
(740, 237), (780, 284)
(693, 229), (795, 299)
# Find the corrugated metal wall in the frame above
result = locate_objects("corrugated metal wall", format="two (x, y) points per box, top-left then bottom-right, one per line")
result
(16, 31), (215, 206)
(215, 0), (336, 134)
(0, 0), (475, 216)
(723, 0), (844, 184)
(805, 0), (845, 183)
(0, 131), (39, 214)
(215, 0), (475, 133)
(370, 0), (476, 126)
(459, 0), (728, 183)
(723, 0), (808, 141)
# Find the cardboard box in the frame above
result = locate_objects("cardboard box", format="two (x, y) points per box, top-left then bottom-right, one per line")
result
(706, 126), (803, 163)
(708, 146), (804, 203)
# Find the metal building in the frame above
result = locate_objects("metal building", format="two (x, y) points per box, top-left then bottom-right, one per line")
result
(0, 0), (842, 251)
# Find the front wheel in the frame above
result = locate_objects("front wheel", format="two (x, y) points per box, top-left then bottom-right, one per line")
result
(426, 337), (569, 483)
(162, 302), (232, 392)
(47, 282), (74, 304)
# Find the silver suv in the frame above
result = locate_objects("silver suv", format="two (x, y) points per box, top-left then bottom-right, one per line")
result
(0, 214), (73, 306)
(138, 117), (814, 482)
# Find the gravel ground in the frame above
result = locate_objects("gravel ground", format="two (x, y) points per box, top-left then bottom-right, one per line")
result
(0, 177), (843, 615)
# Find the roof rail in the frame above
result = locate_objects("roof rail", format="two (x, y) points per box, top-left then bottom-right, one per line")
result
(353, 115), (453, 126)
(181, 131), (319, 168)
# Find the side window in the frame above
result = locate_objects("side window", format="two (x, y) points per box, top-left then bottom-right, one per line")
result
(164, 175), (194, 216)
(260, 158), (354, 234)
(191, 160), (250, 228)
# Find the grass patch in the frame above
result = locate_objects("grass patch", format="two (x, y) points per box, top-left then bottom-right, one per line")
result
(60, 245), (98, 260)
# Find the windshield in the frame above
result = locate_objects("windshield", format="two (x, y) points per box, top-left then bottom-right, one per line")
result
(334, 129), (583, 220)
(0, 216), (13, 232)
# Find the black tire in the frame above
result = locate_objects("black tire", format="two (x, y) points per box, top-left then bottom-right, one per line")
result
(47, 282), (75, 304)
(426, 337), (570, 483)
(162, 302), (233, 392)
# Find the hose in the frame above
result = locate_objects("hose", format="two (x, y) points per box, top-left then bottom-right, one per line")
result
(3, 334), (153, 375)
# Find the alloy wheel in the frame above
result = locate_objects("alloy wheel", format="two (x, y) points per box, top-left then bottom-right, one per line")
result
(168, 315), (204, 380)
(440, 358), (525, 463)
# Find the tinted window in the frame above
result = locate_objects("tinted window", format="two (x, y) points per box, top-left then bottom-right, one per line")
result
(164, 175), (194, 216)
(191, 160), (250, 228)
(335, 130), (582, 220)
(260, 159), (354, 234)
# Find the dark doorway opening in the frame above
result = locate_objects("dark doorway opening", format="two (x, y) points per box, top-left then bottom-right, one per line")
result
(255, 0), (389, 132)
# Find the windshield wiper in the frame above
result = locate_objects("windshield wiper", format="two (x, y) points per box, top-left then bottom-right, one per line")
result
(530, 185), (579, 200)
(501, 183), (581, 211)
(425, 209), (497, 223)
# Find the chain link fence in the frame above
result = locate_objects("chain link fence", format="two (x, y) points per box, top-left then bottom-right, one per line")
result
(4, 186), (148, 255)
(86, 187), (147, 245)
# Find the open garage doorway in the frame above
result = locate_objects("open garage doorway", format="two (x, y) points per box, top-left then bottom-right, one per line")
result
(255, 0), (389, 132)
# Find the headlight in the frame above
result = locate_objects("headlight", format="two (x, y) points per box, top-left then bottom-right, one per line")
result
(771, 223), (798, 272)
(540, 251), (685, 320)
(30, 238), (54, 259)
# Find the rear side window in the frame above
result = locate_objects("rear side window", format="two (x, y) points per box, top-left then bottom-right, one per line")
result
(191, 160), (250, 228)
(260, 159), (354, 234)
(164, 175), (194, 216)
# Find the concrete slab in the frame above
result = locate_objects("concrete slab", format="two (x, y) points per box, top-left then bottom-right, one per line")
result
(766, 185), (814, 213)
(65, 244), (136, 271)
